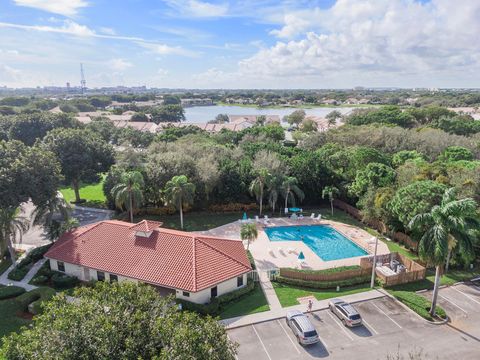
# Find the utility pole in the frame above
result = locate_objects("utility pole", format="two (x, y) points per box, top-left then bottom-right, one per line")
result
(80, 63), (87, 94)
(370, 236), (378, 288)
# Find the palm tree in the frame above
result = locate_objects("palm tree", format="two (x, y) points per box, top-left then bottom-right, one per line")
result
(0, 207), (30, 266)
(163, 175), (195, 230)
(322, 186), (340, 215)
(240, 223), (258, 251)
(267, 175), (283, 215)
(326, 110), (342, 128)
(111, 171), (145, 223)
(409, 188), (479, 317)
(32, 193), (71, 229)
(249, 168), (270, 216)
(281, 177), (304, 212)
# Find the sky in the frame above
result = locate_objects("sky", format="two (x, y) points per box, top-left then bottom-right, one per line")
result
(0, 0), (479, 89)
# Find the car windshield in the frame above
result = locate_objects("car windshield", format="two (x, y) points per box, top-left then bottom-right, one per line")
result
(304, 330), (318, 337)
(350, 314), (361, 320)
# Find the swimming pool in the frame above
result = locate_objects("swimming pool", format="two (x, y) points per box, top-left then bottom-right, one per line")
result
(264, 225), (368, 261)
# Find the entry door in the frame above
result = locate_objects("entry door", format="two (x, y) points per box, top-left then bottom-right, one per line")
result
(83, 267), (90, 281)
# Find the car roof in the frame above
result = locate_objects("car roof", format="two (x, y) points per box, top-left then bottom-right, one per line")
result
(286, 310), (304, 318)
(339, 303), (359, 315)
(330, 298), (345, 305)
(292, 315), (316, 332)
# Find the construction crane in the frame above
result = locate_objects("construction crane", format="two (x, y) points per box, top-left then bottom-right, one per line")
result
(80, 63), (87, 94)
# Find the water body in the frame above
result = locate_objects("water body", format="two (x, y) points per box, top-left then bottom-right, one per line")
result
(184, 105), (354, 123)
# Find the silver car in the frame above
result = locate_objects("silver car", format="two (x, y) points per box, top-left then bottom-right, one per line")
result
(286, 310), (319, 346)
(329, 298), (362, 327)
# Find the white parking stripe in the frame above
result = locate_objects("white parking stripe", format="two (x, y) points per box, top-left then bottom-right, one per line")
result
(438, 294), (468, 315)
(326, 310), (354, 340)
(277, 320), (301, 354)
(361, 318), (379, 335)
(452, 287), (480, 306)
(371, 302), (402, 329)
(252, 325), (272, 360)
(226, 335), (239, 360)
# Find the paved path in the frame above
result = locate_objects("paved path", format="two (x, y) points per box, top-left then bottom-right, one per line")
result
(220, 288), (386, 329)
(258, 271), (282, 311)
(0, 254), (45, 292)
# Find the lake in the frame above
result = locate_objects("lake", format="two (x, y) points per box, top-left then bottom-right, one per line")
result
(183, 105), (354, 123)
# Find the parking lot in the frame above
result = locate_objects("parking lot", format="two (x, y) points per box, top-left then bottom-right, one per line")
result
(228, 284), (480, 359)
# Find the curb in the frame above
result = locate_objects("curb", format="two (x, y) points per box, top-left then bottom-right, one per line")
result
(73, 205), (114, 214)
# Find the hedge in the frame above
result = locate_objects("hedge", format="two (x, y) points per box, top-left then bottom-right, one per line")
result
(7, 266), (31, 281)
(0, 285), (26, 299)
(178, 278), (255, 316)
(16, 287), (56, 315)
(388, 290), (447, 321)
(7, 244), (53, 281)
(281, 265), (361, 275)
(274, 275), (371, 289)
(29, 261), (54, 285)
(52, 272), (80, 289)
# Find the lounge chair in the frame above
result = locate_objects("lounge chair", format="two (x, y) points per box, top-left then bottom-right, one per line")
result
(255, 215), (259, 222)
(310, 213), (315, 219)
(316, 214), (322, 220)
(264, 215), (269, 221)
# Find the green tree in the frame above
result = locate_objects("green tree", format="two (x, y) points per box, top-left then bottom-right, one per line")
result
(32, 195), (71, 231)
(300, 118), (318, 132)
(0, 207), (29, 265)
(163, 94), (181, 105)
(322, 186), (339, 215)
(150, 105), (185, 123)
(42, 129), (115, 203)
(409, 188), (479, 316)
(267, 175), (283, 215)
(0, 282), (237, 359)
(285, 109), (306, 128)
(281, 176), (304, 211)
(111, 171), (145, 223)
(163, 175), (195, 229)
(240, 222), (258, 251)
(438, 146), (473, 162)
(326, 110), (342, 127)
(392, 150), (424, 168)
(349, 163), (396, 197)
(249, 168), (270, 216)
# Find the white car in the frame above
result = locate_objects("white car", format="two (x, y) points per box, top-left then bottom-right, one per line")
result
(285, 310), (319, 346)
(329, 298), (362, 327)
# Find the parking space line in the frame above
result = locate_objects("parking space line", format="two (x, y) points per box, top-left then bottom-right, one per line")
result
(326, 310), (354, 340)
(438, 294), (468, 315)
(252, 325), (272, 360)
(277, 320), (301, 354)
(361, 318), (379, 335)
(452, 287), (480, 306)
(371, 302), (402, 329)
(226, 335), (239, 360)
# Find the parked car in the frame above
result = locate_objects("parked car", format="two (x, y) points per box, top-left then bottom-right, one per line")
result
(285, 310), (319, 346)
(328, 298), (362, 327)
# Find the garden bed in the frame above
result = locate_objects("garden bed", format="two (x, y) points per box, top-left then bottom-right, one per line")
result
(387, 289), (447, 322)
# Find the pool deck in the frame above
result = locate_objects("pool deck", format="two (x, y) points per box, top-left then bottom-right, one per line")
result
(199, 216), (390, 271)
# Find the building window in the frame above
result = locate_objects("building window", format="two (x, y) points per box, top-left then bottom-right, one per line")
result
(211, 286), (217, 298)
(109, 274), (118, 282)
(97, 271), (105, 281)
(237, 276), (244, 287)
(57, 261), (65, 272)
(182, 291), (190, 297)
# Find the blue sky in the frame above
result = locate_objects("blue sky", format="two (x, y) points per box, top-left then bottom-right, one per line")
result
(0, 0), (479, 88)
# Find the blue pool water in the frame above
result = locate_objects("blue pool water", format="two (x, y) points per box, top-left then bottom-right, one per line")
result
(264, 225), (368, 261)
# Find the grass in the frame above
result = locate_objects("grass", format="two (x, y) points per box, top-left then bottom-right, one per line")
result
(0, 288), (31, 344)
(59, 175), (106, 208)
(272, 281), (372, 307)
(129, 211), (245, 232)
(219, 283), (270, 319)
(0, 258), (12, 276)
(387, 289), (446, 321)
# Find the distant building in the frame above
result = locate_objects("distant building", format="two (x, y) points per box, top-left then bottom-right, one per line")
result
(180, 98), (213, 107)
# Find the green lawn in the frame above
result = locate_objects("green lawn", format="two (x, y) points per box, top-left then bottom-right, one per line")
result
(0, 258), (12, 276)
(129, 211), (245, 232)
(219, 284), (270, 319)
(272, 281), (372, 307)
(59, 175), (106, 208)
(0, 296), (30, 344)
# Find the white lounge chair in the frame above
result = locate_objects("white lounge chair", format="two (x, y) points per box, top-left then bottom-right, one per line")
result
(255, 215), (259, 222)
(310, 213), (315, 219)
(264, 215), (269, 221)
(316, 214), (322, 220)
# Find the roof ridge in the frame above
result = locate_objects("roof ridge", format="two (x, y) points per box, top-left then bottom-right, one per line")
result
(195, 236), (251, 271)
(45, 221), (104, 255)
(192, 235), (197, 292)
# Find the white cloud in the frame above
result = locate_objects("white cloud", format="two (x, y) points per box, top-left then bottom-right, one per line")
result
(164, 0), (228, 18)
(99, 27), (116, 35)
(138, 42), (200, 57)
(14, 0), (89, 17)
(0, 64), (23, 84)
(108, 58), (133, 71)
(0, 20), (95, 36)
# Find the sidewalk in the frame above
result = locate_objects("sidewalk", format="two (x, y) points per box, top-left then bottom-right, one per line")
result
(0, 257), (45, 292)
(220, 288), (386, 329)
(258, 271), (282, 310)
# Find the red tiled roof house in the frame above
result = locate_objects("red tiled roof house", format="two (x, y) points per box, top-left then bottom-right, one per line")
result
(45, 220), (252, 304)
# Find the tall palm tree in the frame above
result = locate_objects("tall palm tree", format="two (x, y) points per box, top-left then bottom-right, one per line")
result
(240, 223), (258, 251)
(267, 175), (283, 215)
(111, 171), (145, 223)
(409, 188), (479, 317)
(249, 168), (270, 216)
(163, 175), (195, 230)
(32, 193), (71, 229)
(0, 207), (30, 266)
(322, 186), (339, 215)
(281, 177), (304, 212)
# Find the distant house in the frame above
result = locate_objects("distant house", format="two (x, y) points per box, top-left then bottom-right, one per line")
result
(228, 115), (280, 125)
(45, 220), (251, 304)
(180, 98), (213, 107)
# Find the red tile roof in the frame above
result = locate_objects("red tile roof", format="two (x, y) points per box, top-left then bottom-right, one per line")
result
(129, 220), (163, 232)
(44, 220), (251, 292)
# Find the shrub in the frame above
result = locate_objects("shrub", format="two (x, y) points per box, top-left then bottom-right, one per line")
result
(274, 275), (371, 289)
(281, 265), (361, 275)
(31, 275), (49, 285)
(7, 244), (53, 281)
(7, 266), (31, 281)
(389, 290), (447, 321)
(28, 244), (53, 262)
(0, 285), (26, 299)
(16, 287), (57, 315)
(208, 203), (258, 213)
(52, 272), (80, 289)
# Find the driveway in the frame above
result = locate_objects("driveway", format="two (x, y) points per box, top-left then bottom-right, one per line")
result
(228, 292), (480, 359)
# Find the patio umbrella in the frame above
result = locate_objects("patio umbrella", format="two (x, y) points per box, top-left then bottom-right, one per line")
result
(298, 251), (305, 261)
(243, 212), (247, 220)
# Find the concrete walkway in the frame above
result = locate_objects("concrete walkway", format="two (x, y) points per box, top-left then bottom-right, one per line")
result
(258, 271), (282, 310)
(220, 288), (386, 329)
(0, 257), (45, 292)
